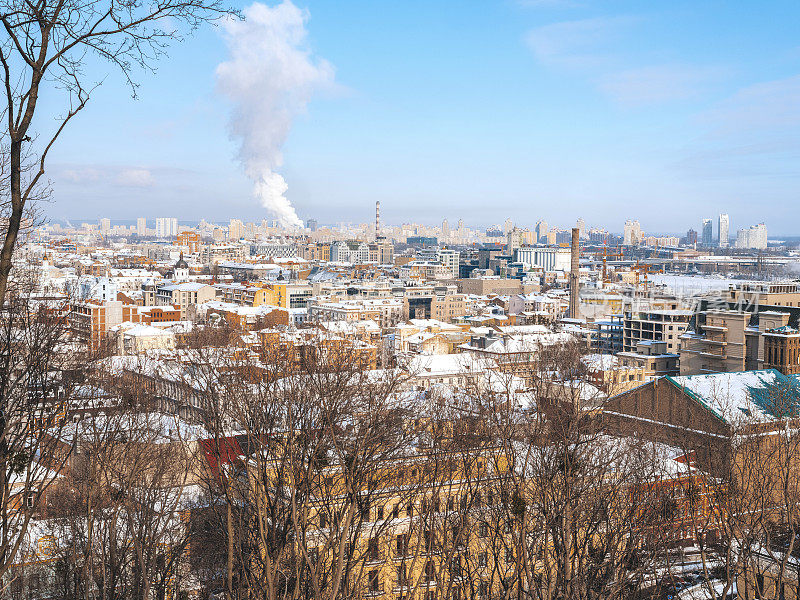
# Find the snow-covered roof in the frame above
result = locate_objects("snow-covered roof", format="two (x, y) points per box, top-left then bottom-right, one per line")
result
(583, 353), (619, 371)
(667, 369), (800, 424)
(109, 322), (173, 338)
(159, 282), (209, 292)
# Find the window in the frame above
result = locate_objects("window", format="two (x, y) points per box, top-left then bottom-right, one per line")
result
(376, 505), (384, 521)
(368, 569), (381, 593)
(397, 564), (408, 586)
(368, 537), (380, 561)
(479, 523), (488, 538)
(425, 530), (435, 553)
(425, 559), (436, 582)
(396, 534), (409, 556)
(393, 503), (400, 519)
(478, 552), (488, 568)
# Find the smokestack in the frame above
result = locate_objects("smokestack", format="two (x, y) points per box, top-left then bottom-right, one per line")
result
(375, 200), (381, 240)
(569, 227), (580, 319)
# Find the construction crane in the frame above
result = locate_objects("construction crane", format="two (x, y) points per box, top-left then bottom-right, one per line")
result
(591, 244), (624, 283)
(632, 260), (663, 288)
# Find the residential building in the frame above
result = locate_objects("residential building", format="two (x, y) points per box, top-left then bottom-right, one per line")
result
(623, 220), (642, 246)
(330, 240), (370, 263)
(228, 218), (244, 241)
(623, 304), (692, 354)
(307, 298), (404, 327)
(617, 340), (680, 379)
(109, 322), (176, 355)
(718, 213), (729, 247)
(763, 326), (800, 375)
(535, 220), (548, 243)
(701, 219), (713, 246)
(176, 230), (201, 252)
(680, 308), (792, 375)
(143, 282), (216, 318)
(735, 223), (768, 250)
(155, 217), (178, 239)
(418, 248), (460, 278)
(68, 299), (142, 351)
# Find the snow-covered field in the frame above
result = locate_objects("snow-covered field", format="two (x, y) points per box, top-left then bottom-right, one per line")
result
(650, 274), (761, 296)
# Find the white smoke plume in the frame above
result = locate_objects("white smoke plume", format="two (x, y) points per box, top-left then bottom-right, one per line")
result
(217, 1), (334, 228)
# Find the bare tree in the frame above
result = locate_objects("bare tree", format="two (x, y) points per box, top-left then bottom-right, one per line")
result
(0, 0), (234, 307)
(0, 268), (76, 587)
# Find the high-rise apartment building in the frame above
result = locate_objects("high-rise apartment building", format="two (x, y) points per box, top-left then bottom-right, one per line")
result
(735, 223), (767, 250)
(136, 217), (147, 236)
(535, 220), (548, 243)
(155, 217), (178, 239)
(623, 220), (642, 246)
(576, 217), (586, 239)
(99, 218), (111, 234)
(701, 219), (713, 246)
(229, 218), (244, 241)
(718, 213), (729, 247)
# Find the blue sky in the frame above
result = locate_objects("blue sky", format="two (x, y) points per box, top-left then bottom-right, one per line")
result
(42, 0), (800, 235)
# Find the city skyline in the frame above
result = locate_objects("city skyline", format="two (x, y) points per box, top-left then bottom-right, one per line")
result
(39, 0), (800, 234)
(57, 213), (780, 242)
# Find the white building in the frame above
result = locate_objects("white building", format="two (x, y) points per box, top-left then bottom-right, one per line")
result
(155, 217), (178, 239)
(735, 223), (767, 250)
(418, 248), (460, 278)
(623, 220), (642, 246)
(229, 219), (244, 240)
(514, 246), (571, 272)
(330, 240), (370, 263)
(718, 213), (729, 247)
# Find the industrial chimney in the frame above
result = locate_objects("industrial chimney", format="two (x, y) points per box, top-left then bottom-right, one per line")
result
(569, 227), (580, 319)
(375, 200), (381, 240)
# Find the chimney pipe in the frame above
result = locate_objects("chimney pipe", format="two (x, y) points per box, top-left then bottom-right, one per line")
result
(375, 200), (381, 240)
(569, 227), (580, 319)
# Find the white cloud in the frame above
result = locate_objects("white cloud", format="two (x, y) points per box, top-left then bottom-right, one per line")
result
(703, 74), (800, 134)
(61, 167), (101, 183)
(525, 16), (637, 69)
(672, 75), (800, 179)
(599, 64), (729, 107)
(115, 168), (155, 187)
